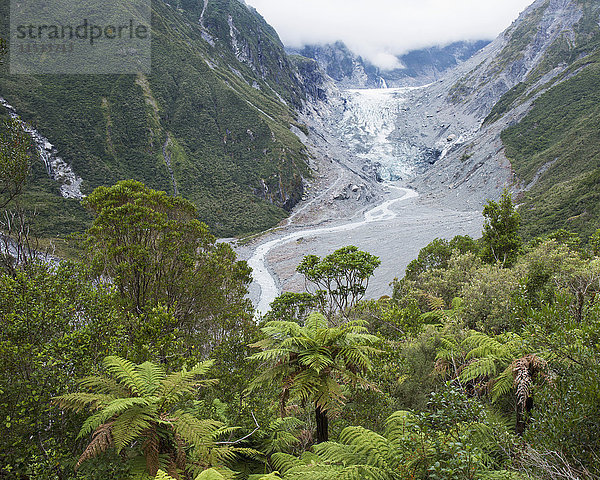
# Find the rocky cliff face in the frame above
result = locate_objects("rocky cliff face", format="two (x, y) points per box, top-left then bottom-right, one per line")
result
(447, 0), (586, 118)
(390, 0), (600, 211)
(199, 0), (308, 107)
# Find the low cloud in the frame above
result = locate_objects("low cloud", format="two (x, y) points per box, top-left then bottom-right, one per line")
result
(245, 0), (534, 70)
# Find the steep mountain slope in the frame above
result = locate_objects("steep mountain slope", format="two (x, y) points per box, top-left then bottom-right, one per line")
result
(0, 0), (318, 237)
(290, 40), (490, 88)
(398, 0), (600, 238)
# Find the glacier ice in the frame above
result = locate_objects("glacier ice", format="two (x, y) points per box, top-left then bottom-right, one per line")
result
(338, 87), (425, 181)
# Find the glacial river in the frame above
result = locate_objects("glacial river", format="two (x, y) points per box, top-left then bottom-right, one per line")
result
(248, 185), (418, 315)
(245, 87), (484, 315)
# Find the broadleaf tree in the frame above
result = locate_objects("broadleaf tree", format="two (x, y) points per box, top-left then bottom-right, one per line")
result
(481, 189), (522, 267)
(296, 246), (381, 319)
(82, 180), (253, 350)
(0, 118), (31, 209)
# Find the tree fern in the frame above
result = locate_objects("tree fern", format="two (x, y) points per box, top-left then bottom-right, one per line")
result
(53, 355), (239, 477)
(436, 330), (552, 434)
(249, 313), (381, 442)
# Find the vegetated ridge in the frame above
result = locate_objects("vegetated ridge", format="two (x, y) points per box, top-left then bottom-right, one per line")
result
(0, 0), (327, 237)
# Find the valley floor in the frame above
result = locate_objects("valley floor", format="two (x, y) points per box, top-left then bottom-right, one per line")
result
(236, 86), (486, 314)
(237, 178), (483, 314)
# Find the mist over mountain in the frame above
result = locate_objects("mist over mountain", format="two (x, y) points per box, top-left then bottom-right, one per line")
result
(288, 40), (491, 88)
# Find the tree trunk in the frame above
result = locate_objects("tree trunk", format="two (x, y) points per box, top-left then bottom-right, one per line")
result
(315, 404), (329, 443)
(516, 397), (534, 436)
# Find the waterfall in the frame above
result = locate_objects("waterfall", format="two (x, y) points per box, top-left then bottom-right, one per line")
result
(0, 97), (84, 199)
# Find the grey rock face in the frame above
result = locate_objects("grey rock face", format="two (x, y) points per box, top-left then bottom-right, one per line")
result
(387, 0), (592, 209)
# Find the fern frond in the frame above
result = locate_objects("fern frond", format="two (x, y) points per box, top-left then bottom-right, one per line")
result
(194, 468), (232, 480)
(75, 422), (114, 469)
(137, 362), (166, 396)
(103, 356), (146, 395)
(154, 471), (178, 480)
(338, 427), (392, 470)
(161, 361), (216, 408)
(249, 349), (294, 364)
(298, 351), (334, 372)
(248, 473), (282, 480)
(172, 413), (222, 449)
(512, 357), (533, 412)
(78, 375), (130, 396)
(337, 464), (390, 480)
(78, 397), (151, 439)
(271, 453), (304, 474)
(111, 405), (157, 453)
(384, 411), (415, 441)
(425, 294), (445, 311)
(463, 333), (504, 360)
(305, 313), (328, 331)
(491, 366), (515, 402)
(260, 322), (304, 340)
(460, 357), (499, 383)
(53, 393), (116, 412)
(313, 441), (357, 466)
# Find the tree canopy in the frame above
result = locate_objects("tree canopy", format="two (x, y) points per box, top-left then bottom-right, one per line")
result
(296, 246), (381, 318)
(83, 180), (252, 342)
(481, 189), (522, 267)
(0, 118), (31, 209)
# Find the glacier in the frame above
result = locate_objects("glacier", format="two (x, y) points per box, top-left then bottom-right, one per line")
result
(338, 86), (430, 182)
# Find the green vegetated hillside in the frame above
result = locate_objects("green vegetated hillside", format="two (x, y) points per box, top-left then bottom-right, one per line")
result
(0, 0), (311, 237)
(490, 0), (600, 240)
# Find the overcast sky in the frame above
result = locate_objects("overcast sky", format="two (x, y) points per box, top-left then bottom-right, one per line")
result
(245, 0), (535, 70)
